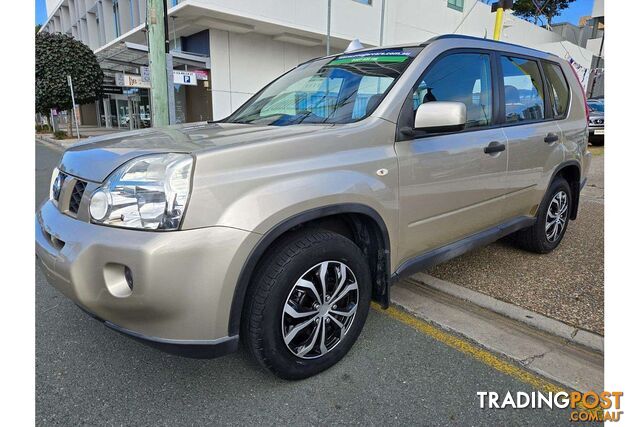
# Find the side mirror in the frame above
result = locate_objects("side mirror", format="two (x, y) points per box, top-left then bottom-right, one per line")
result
(414, 101), (467, 132)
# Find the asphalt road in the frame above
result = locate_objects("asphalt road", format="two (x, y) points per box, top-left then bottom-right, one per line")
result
(36, 141), (574, 426)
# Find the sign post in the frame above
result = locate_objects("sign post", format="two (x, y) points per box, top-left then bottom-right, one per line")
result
(491, 0), (513, 41)
(67, 75), (81, 141)
(147, 0), (170, 127)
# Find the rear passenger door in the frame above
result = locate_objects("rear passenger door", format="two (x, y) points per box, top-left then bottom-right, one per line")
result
(498, 54), (565, 220)
(395, 51), (510, 264)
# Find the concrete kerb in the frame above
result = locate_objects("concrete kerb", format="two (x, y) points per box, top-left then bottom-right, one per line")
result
(409, 272), (604, 353)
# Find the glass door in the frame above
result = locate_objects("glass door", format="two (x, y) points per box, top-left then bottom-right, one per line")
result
(116, 99), (130, 128)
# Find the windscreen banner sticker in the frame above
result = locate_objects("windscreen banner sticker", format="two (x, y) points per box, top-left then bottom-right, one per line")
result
(329, 50), (413, 65)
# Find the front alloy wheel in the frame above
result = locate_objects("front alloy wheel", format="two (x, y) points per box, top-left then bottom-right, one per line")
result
(243, 229), (371, 380)
(282, 261), (359, 359)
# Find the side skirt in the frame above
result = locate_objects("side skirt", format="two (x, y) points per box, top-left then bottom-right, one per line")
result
(391, 216), (536, 281)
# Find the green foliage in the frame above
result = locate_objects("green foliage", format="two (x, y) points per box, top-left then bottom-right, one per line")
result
(53, 130), (68, 140)
(512, 0), (576, 26)
(35, 32), (104, 115)
(35, 124), (52, 133)
(35, 24), (42, 34)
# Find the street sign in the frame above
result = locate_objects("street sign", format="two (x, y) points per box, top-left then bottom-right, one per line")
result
(115, 72), (126, 86)
(173, 70), (197, 86)
(103, 85), (124, 95)
(115, 72), (151, 88)
(194, 70), (209, 80)
(141, 66), (151, 82)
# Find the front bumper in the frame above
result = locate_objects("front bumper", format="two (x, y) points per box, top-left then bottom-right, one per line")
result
(588, 126), (604, 137)
(36, 200), (260, 357)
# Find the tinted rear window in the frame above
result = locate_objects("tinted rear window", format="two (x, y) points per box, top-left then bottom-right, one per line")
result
(542, 62), (570, 119)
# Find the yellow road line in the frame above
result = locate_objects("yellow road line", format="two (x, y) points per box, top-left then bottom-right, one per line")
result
(372, 303), (565, 394)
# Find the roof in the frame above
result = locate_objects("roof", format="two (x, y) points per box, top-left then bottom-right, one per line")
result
(299, 34), (561, 69)
(425, 34), (555, 58)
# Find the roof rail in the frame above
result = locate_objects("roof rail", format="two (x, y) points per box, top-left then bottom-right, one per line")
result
(421, 34), (553, 57)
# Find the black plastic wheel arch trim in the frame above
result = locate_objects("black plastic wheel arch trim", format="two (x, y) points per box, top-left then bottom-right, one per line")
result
(228, 203), (392, 337)
(549, 159), (582, 220)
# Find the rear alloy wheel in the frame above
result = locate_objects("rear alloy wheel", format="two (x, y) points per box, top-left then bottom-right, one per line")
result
(544, 190), (569, 243)
(243, 229), (371, 380)
(512, 176), (572, 254)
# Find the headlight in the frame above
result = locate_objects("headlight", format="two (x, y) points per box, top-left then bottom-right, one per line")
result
(89, 153), (194, 230)
(50, 167), (64, 201)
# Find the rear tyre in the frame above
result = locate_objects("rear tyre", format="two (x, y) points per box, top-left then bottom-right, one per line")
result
(242, 229), (372, 380)
(513, 177), (572, 254)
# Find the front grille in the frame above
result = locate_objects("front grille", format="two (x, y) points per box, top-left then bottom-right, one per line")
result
(69, 180), (87, 214)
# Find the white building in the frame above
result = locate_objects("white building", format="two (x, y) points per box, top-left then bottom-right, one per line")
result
(41, 0), (594, 128)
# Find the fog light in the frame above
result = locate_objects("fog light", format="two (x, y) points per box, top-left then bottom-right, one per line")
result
(89, 189), (110, 221)
(124, 266), (134, 290)
(103, 263), (133, 298)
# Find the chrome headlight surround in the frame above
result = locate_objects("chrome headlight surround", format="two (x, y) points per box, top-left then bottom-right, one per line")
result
(50, 167), (64, 203)
(88, 153), (194, 231)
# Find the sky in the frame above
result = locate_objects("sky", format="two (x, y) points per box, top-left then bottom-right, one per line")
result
(553, 0), (595, 25)
(35, 0), (595, 26)
(35, 0), (47, 26)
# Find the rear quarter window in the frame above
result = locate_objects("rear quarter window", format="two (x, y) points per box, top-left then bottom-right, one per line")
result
(542, 62), (570, 119)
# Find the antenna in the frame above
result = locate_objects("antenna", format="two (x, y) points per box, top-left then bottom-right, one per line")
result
(345, 39), (364, 53)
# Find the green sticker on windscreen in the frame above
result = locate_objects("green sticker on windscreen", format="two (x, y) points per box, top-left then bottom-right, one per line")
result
(329, 50), (412, 66)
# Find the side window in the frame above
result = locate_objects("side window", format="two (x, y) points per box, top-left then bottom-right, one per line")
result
(542, 62), (570, 119)
(413, 53), (493, 129)
(500, 56), (545, 123)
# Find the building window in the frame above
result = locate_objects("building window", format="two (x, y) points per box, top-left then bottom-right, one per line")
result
(447, 0), (464, 12)
(353, 0), (372, 5)
(113, 0), (121, 37)
(129, 0), (136, 27)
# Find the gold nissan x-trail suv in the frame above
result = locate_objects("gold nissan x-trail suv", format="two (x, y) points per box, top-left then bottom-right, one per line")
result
(36, 35), (592, 379)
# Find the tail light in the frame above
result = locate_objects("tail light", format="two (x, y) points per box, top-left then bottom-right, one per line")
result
(568, 62), (589, 125)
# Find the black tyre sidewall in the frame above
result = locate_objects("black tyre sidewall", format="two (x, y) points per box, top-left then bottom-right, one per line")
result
(252, 232), (371, 380)
(535, 178), (572, 253)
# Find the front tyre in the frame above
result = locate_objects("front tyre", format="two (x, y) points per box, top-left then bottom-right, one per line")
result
(513, 177), (572, 254)
(243, 229), (372, 380)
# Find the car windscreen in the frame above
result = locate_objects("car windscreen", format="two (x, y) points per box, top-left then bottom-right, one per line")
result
(588, 102), (604, 113)
(225, 47), (423, 126)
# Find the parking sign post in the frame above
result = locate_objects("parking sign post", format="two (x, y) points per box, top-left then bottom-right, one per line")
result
(67, 75), (81, 141)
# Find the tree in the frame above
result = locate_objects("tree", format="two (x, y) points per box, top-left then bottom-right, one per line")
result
(35, 32), (103, 133)
(35, 24), (41, 34)
(512, 0), (576, 26)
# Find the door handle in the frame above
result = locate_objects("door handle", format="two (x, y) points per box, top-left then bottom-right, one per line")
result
(484, 141), (506, 154)
(544, 133), (559, 144)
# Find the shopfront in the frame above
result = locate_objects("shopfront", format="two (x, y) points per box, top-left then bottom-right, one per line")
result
(93, 33), (212, 129)
(96, 85), (151, 129)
